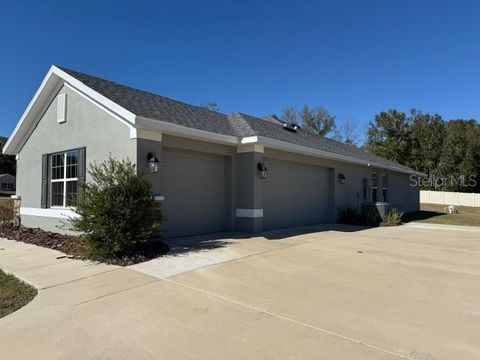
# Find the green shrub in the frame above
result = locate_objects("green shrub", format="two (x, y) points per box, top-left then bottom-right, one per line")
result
(338, 207), (381, 226)
(382, 208), (404, 226)
(339, 208), (362, 225)
(71, 157), (161, 259)
(363, 209), (381, 226)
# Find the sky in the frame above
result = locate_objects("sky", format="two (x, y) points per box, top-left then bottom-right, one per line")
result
(1, 0), (480, 141)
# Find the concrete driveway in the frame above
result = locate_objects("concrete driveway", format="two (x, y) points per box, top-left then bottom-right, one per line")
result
(1, 224), (480, 360)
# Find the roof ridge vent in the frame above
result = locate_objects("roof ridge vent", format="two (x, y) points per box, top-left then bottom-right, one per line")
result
(282, 122), (301, 133)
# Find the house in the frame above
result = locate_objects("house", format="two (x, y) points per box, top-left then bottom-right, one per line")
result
(3, 66), (423, 237)
(0, 174), (16, 193)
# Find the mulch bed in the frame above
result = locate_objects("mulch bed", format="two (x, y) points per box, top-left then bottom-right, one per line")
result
(0, 222), (169, 266)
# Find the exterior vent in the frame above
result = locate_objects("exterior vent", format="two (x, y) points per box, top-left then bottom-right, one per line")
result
(282, 123), (300, 133)
(57, 93), (66, 124)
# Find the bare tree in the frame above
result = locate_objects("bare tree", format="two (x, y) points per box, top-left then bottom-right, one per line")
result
(280, 105), (335, 136)
(281, 107), (297, 123)
(199, 102), (220, 112)
(333, 116), (360, 147)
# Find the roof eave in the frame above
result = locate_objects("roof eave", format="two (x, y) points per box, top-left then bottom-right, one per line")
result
(244, 136), (424, 176)
(135, 116), (239, 145)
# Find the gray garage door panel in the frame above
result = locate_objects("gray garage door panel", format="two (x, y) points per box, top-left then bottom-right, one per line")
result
(159, 148), (227, 238)
(263, 158), (331, 230)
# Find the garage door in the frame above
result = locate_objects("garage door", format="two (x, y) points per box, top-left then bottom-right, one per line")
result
(263, 158), (332, 230)
(159, 148), (227, 238)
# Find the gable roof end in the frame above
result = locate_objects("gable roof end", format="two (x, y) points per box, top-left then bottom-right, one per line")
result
(3, 66), (136, 155)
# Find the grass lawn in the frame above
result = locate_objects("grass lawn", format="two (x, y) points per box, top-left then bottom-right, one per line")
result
(0, 269), (37, 318)
(405, 203), (480, 227)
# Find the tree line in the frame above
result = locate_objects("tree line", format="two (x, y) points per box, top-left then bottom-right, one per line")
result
(276, 105), (480, 193)
(366, 109), (480, 193)
(203, 102), (480, 193)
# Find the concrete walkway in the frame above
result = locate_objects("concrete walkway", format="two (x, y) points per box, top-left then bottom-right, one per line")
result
(403, 221), (480, 232)
(0, 238), (117, 289)
(1, 224), (480, 359)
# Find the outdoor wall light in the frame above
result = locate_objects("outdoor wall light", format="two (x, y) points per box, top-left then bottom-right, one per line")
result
(338, 173), (346, 184)
(148, 152), (159, 173)
(257, 162), (268, 180)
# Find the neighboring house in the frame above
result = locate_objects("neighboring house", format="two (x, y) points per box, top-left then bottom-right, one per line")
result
(3, 66), (423, 237)
(0, 135), (15, 176)
(0, 173), (16, 193)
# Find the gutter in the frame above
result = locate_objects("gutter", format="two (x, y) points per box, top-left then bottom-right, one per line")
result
(243, 135), (425, 177)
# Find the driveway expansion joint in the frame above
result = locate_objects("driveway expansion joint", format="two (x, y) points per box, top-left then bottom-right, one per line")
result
(164, 278), (416, 360)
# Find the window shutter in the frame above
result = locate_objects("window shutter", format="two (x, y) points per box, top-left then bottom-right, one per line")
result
(77, 147), (86, 189)
(41, 154), (49, 208)
(57, 93), (66, 123)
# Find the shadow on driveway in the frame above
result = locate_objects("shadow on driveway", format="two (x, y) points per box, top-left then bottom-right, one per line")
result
(160, 223), (368, 256)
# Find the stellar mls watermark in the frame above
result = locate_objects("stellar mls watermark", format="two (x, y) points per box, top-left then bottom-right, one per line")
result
(409, 174), (477, 188)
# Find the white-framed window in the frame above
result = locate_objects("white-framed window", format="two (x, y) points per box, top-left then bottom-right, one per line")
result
(363, 173), (389, 203)
(363, 178), (370, 202)
(1, 183), (14, 190)
(371, 173), (378, 203)
(50, 150), (79, 208)
(381, 174), (388, 202)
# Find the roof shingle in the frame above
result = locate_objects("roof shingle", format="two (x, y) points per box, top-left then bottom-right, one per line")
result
(58, 66), (417, 174)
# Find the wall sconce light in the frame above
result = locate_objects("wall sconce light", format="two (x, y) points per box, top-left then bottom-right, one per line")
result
(338, 173), (346, 184)
(148, 152), (159, 173)
(257, 162), (268, 180)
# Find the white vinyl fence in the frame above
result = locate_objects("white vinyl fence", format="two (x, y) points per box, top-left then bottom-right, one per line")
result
(420, 190), (480, 207)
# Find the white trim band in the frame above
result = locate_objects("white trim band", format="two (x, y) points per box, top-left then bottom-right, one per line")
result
(236, 208), (263, 218)
(20, 207), (80, 219)
(136, 116), (239, 145)
(236, 144), (264, 154)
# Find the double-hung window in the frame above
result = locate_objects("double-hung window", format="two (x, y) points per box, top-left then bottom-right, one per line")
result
(363, 173), (389, 203)
(49, 150), (81, 208)
(371, 173), (378, 203)
(1, 183), (14, 190)
(381, 174), (388, 202)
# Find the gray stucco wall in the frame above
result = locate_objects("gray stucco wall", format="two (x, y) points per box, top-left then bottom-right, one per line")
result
(389, 172), (420, 213)
(138, 135), (237, 236)
(20, 214), (79, 235)
(17, 85), (135, 230)
(15, 86), (418, 235)
(235, 151), (264, 232)
(263, 148), (420, 218)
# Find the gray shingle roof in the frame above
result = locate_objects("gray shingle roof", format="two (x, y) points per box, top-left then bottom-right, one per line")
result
(230, 113), (415, 172)
(58, 66), (417, 174)
(58, 67), (237, 137)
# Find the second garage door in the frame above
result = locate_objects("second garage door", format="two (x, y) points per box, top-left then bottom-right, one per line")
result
(263, 158), (332, 230)
(159, 148), (227, 238)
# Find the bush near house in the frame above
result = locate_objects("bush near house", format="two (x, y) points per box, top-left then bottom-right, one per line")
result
(339, 207), (404, 227)
(338, 208), (381, 227)
(71, 157), (162, 260)
(382, 208), (404, 226)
